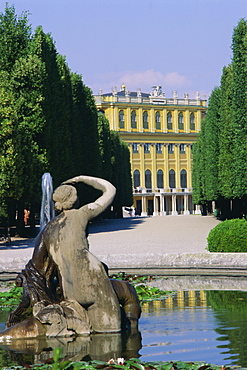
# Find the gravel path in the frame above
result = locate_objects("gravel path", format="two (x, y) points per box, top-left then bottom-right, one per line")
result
(88, 215), (220, 256)
(0, 215), (221, 273)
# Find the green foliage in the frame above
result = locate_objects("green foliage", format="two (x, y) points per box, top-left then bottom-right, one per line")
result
(0, 5), (133, 225)
(0, 285), (23, 308)
(192, 19), (247, 217)
(111, 131), (133, 217)
(111, 273), (172, 303)
(230, 19), (247, 199)
(134, 283), (171, 303)
(0, 4), (31, 73)
(2, 357), (236, 370)
(207, 218), (247, 252)
(97, 114), (113, 181)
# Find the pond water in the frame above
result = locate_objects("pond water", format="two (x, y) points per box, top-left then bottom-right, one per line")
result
(1, 290), (247, 368)
(140, 290), (247, 367)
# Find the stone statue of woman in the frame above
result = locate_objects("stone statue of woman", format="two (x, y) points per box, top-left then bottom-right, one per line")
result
(6, 175), (122, 334)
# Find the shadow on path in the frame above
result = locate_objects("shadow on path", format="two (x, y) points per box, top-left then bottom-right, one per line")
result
(0, 238), (35, 251)
(89, 217), (145, 234)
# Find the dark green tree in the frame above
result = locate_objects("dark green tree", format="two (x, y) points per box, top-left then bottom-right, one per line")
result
(203, 87), (221, 202)
(70, 73), (101, 178)
(97, 113), (113, 181)
(230, 19), (247, 216)
(193, 19), (247, 218)
(110, 131), (133, 217)
(30, 27), (73, 187)
(0, 4), (31, 73)
(192, 127), (206, 206)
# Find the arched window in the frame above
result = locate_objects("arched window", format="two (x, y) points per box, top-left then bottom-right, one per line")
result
(180, 169), (187, 189)
(167, 112), (172, 130)
(119, 110), (124, 129)
(190, 113), (195, 130)
(157, 169), (164, 188)
(143, 111), (148, 129)
(155, 111), (161, 130)
(133, 169), (140, 188)
(169, 169), (176, 189)
(131, 110), (137, 129)
(145, 169), (152, 189)
(178, 112), (184, 130)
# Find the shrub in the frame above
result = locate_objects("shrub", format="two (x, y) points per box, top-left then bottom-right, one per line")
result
(207, 218), (247, 252)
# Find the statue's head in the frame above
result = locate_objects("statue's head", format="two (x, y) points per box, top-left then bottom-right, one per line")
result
(53, 185), (78, 212)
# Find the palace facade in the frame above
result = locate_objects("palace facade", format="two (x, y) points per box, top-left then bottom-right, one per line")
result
(94, 85), (207, 216)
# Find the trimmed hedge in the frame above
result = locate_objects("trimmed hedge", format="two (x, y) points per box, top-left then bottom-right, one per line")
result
(207, 218), (247, 252)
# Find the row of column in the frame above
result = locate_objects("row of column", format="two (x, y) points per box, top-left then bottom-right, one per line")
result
(140, 194), (201, 216)
(135, 143), (192, 189)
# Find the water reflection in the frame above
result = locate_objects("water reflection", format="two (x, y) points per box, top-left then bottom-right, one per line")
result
(207, 291), (247, 367)
(0, 329), (142, 366)
(2, 290), (247, 367)
(140, 290), (247, 368)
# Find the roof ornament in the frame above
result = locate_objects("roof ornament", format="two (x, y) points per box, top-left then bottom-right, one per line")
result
(195, 91), (200, 100)
(151, 86), (164, 97)
(112, 86), (117, 96)
(125, 88), (129, 97)
(137, 88), (142, 97)
(173, 90), (178, 99)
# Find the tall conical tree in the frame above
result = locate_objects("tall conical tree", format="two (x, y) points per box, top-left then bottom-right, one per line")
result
(204, 87), (221, 201)
(0, 4), (31, 73)
(97, 113), (113, 181)
(31, 27), (72, 186)
(231, 19), (247, 199)
(70, 73), (101, 177)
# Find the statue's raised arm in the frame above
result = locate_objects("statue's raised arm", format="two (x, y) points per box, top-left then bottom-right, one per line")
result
(61, 175), (116, 220)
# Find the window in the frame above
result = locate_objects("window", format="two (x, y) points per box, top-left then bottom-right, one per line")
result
(144, 143), (150, 153)
(132, 143), (138, 153)
(180, 144), (185, 154)
(98, 109), (105, 115)
(180, 169), (187, 189)
(131, 110), (137, 129)
(156, 143), (162, 153)
(145, 169), (152, 189)
(157, 169), (164, 188)
(178, 112), (184, 130)
(169, 169), (176, 189)
(167, 112), (172, 130)
(168, 143), (174, 154)
(133, 169), (140, 188)
(155, 111), (161, 130)
(190, 113), (195, 130)
(143, 111), (148, 129)
(119, 110), (124, 129)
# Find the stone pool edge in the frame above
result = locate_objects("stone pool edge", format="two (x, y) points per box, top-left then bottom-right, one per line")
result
(1, 252), (247, 279)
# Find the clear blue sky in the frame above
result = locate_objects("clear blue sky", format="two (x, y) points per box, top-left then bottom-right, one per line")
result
(2, 0), (247, 99)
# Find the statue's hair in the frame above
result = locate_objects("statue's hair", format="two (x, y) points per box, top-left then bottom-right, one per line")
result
(53, 185), (78, 212)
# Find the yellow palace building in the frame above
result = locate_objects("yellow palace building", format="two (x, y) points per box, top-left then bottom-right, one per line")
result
(95, 85), (207, 216)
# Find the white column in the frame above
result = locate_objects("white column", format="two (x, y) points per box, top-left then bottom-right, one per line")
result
(141, 196), (147, 217)
(184, 194), (190, 215)
(153, 196), (159, 216)
(172, 194), (178, 215)
(160, 195), (166, 216)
